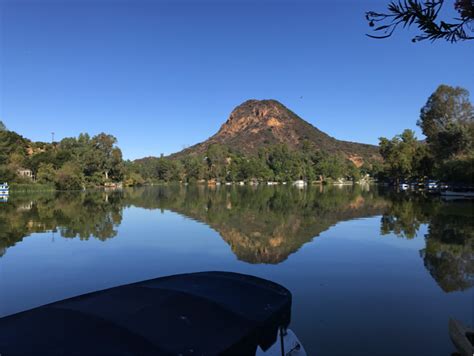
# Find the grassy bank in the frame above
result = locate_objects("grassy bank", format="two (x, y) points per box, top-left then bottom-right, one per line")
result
(10, 183), (56, 192)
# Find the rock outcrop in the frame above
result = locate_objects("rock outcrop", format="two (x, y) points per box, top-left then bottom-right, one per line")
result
(171, 99), (380, 163)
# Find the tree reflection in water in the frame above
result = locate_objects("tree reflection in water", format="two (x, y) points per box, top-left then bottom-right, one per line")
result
(126, 185), (389, 263)
(0, 186), (472, 292)
(380, 194), (473, 292)
(0, 190), (123, 255)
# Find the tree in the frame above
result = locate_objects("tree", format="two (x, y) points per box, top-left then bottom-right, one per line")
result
(55, 162), (84, 190)
(379, 129), (420, 181)
(347, 163), (361, 182)
(182, 156), (206, 182)
(437, 155), (474, 184)
(418, 85), (473, 159)
(124, 171), (145, 186)
(265, 144), (297, 181)
(91, 133), (123, 181)
(28, 151), (55, 173)
(0, 130), (29, 166)
(0, 166), (16, 182)
(366, 0), (474, 42)
(0, 121), (5, 131)
(412, 143), (435, 177)
(169, 160), (185, 181)
(36, 163), (56, 184)
(435, 123), (472, 158)
(122, 160), (145, 186)
(323, 157), (344, 180)
(206, 144), (228, 180)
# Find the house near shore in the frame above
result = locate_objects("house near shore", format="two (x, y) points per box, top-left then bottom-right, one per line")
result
(17, 168), (35, 181)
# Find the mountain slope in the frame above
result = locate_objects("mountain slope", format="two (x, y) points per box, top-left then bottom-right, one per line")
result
(171, 99), (380, 165)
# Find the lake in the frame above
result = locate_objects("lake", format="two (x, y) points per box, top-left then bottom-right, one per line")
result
(0, 185), (472, 355)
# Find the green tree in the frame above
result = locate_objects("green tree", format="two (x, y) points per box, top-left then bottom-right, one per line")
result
(0, 121), (5, 131)
(170, 160), (185, 181)
(122, 160), (145, 186)
(206, 144), (228, 180)
(0, 130), (29, 166)
(418, 85), (473, 159)
(155, 156), (173, 181)
(28, 151), (55, 174)
(36, 163), (56, 184)
(0, 166), (16, 182)
(184, 156), (205, 182)
(379, 129), (419, 181)
(315, 156), (347, 180)
(265, 144), (298, 181)
(124, 171), (145, 186)
(91, 133), (123, 181)
(347, 163), (361, 182)
(55, 162), (84, 190)
(437, 155), (474, 184)
(412, 143), (434, 178)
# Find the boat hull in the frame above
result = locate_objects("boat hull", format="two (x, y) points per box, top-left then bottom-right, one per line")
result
(0, 271), (294, 355)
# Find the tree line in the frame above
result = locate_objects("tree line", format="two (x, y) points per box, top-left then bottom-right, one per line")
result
(0, 123), (374, 188)
(0, 129), (124, 190)
(1, 84), (472, 189)
(126, 144), (377, 186)
(126, 85), (474, 186)
(378, 84), (473, 185)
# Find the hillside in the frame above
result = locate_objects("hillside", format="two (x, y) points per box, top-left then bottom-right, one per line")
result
(0, 128), (124, 188)
(171, 99), (380, 166)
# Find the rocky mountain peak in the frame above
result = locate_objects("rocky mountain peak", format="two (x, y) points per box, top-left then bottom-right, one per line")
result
(170, 99), (380, 163)
(217, 99), (294, 138)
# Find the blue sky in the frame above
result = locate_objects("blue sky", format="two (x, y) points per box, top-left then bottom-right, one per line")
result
(1, 0), (472, 159)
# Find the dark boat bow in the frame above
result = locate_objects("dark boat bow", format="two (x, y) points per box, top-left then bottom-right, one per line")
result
(0, 272), (292, 355)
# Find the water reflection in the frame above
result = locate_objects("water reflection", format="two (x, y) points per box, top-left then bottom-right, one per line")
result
(0, 191), (123, 257)
(127, 186), (389, 264)
(380, 194), (473, 292)
(1, 186), (472, 292)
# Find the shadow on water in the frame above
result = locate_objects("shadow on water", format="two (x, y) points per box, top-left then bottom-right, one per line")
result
(1, 185), (473, 293)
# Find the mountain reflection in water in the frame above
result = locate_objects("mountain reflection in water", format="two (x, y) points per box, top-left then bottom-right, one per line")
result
(0, 185), (472, 293)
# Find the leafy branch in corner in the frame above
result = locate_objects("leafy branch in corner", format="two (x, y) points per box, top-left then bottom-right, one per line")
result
(366, 0), (474, 42)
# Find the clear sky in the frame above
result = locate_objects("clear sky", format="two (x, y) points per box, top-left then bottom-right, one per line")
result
(1, 0), (472, 159)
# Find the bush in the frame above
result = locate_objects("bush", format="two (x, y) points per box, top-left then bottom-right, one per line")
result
(437, 156), (474, 185)
(36, 163), (56, 184)
(55, 162), (84, 190)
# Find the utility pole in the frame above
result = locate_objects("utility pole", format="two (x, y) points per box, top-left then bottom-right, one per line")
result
(51, 132), (55, 143)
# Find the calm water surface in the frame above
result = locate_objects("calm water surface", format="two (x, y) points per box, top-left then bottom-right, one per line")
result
(0, 185), (472, 355)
